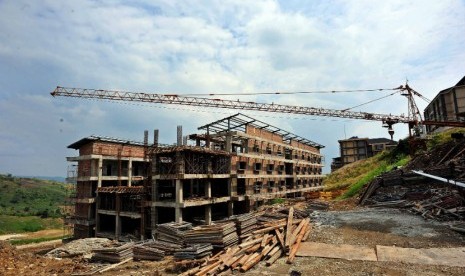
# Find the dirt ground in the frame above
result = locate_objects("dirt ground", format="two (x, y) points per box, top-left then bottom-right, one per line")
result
(245, 205), (465, 276)
(1, 202), (465, 276)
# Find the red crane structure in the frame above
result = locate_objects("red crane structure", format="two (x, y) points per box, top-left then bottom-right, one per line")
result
(50, 85), (465, 139)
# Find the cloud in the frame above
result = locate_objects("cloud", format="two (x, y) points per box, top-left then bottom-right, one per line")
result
(0, 0), (464, 175)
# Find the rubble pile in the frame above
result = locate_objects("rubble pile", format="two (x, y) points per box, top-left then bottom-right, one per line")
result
(359, 138), (465, 222)
(45, 238), (112, 258)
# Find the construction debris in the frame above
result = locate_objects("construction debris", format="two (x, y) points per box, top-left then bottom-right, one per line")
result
(91, 242), (134, 263)
(177, 206), (312, 275)
(174, 244), (213, 260)
(156, 221), (193, 245)
(359, 138), (465, 222)
(133, 243), (164, 261)
(45, 238), (112, 258)
(231, 213), (258, 237)
(185, 221), (238, 249)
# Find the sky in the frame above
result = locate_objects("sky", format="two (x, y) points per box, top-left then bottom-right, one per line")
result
(0, 0), (464, 177)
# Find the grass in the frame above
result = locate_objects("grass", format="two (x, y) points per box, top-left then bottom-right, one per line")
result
(10, 235), (71, 245)
(0, 215), (63, 235)
(323, 143), (411, 199)
(0, 174), (72, 218)
(268, 198), (286, 205)
(427, 128), (465, 149)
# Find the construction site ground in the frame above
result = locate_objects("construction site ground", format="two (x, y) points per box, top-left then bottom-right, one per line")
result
(1, 200), (465, 276)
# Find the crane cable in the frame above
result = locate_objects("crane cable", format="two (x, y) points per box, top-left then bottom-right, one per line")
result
(342, 90), (402, 112)
(178, 87), (400, 97)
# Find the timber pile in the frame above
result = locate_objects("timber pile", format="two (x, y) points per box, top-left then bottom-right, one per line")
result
(185, 222), (238, 248)
(178, 207), (312, 275)
(92, 242), (134, 263)
(174, 244), (213, 260)
(141, 240), (182, 255)
(156, 221), (193, 245)
(359, 137), (465, 222)
(133, 243), (165, 261)
(233, 213), (258, 237)
(411, 190), (465, 220)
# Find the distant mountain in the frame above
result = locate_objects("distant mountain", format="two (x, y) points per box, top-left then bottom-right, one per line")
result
(18, 176), (66, 183)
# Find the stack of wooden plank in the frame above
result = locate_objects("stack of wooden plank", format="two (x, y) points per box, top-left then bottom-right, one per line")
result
(143, 239), (182, 255)
(133, 243), (165, 261)
(156, 221), (192, 245)
(174, 244), (213, 260)
(92, 242), (134, 263)
(233, 213), (258, 238)
(178, 207), (312, 275)
(185, 221), (238, 249)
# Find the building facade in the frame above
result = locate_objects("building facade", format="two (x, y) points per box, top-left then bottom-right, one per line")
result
(66, 114), (325, 240)
(65, 136), (149, 240)
(331, 137), (396, 171)
(424, 76), (465, 133)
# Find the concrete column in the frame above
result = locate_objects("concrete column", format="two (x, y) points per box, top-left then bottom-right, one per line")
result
(225, 135), (232, 152)
(175, 179), (184, 222)
(205, 205), (212, 225)
(175, 208), (183, 223)
(115, 215), (121, 239)
(228, 178), (236, 196)
(128, 157), (133, 186)
(151, 206), (157, 237)
(97, 156), (103, 187)
(228, 201), (233, 217)
(152, 179), (158, 201)
(95, 196), (100, 235)
(176, 179), (183, 203)
(190, 179), (194, 197)
(205, 180), (211, 198)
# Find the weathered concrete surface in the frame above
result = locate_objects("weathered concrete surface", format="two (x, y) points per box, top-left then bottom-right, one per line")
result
(376, 245), (465, 267)
(297, 242), (377, 261)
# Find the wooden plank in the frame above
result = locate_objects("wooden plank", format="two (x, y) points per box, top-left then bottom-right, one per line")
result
(296, 242), (378, 261)
(275, 228), (285, 250)
(261, 233), (269, 248)
(289, 218), (306, 246)
(287, 220), (309, 264)
(240, 252), (262, 272)
(376, 245), (465, 267)
(266, 245), (280, 258)
(266, 248), (283, 266)
(98, 257), (132, 273)
(285, 207), (294, 248)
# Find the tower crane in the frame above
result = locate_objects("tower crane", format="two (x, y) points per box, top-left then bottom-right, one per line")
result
(50, 85), (465, 139)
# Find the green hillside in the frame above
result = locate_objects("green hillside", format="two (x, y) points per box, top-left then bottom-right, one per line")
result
(0, 174), (71, 218)
(324, 128), (465, 199)
(323, 139), (411, 198)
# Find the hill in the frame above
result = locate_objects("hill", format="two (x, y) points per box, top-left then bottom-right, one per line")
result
(0, 174), (71, 218)
(324, 128), (465, 199)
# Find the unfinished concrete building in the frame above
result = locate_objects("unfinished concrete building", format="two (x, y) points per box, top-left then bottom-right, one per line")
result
(331, 136), (397, 171)
(65, 136), (149, 240)
(66, 113), (325, 240)
(424, 75), (465, 133)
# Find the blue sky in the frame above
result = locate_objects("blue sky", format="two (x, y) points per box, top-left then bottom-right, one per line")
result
(0, 0), (464, 176)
